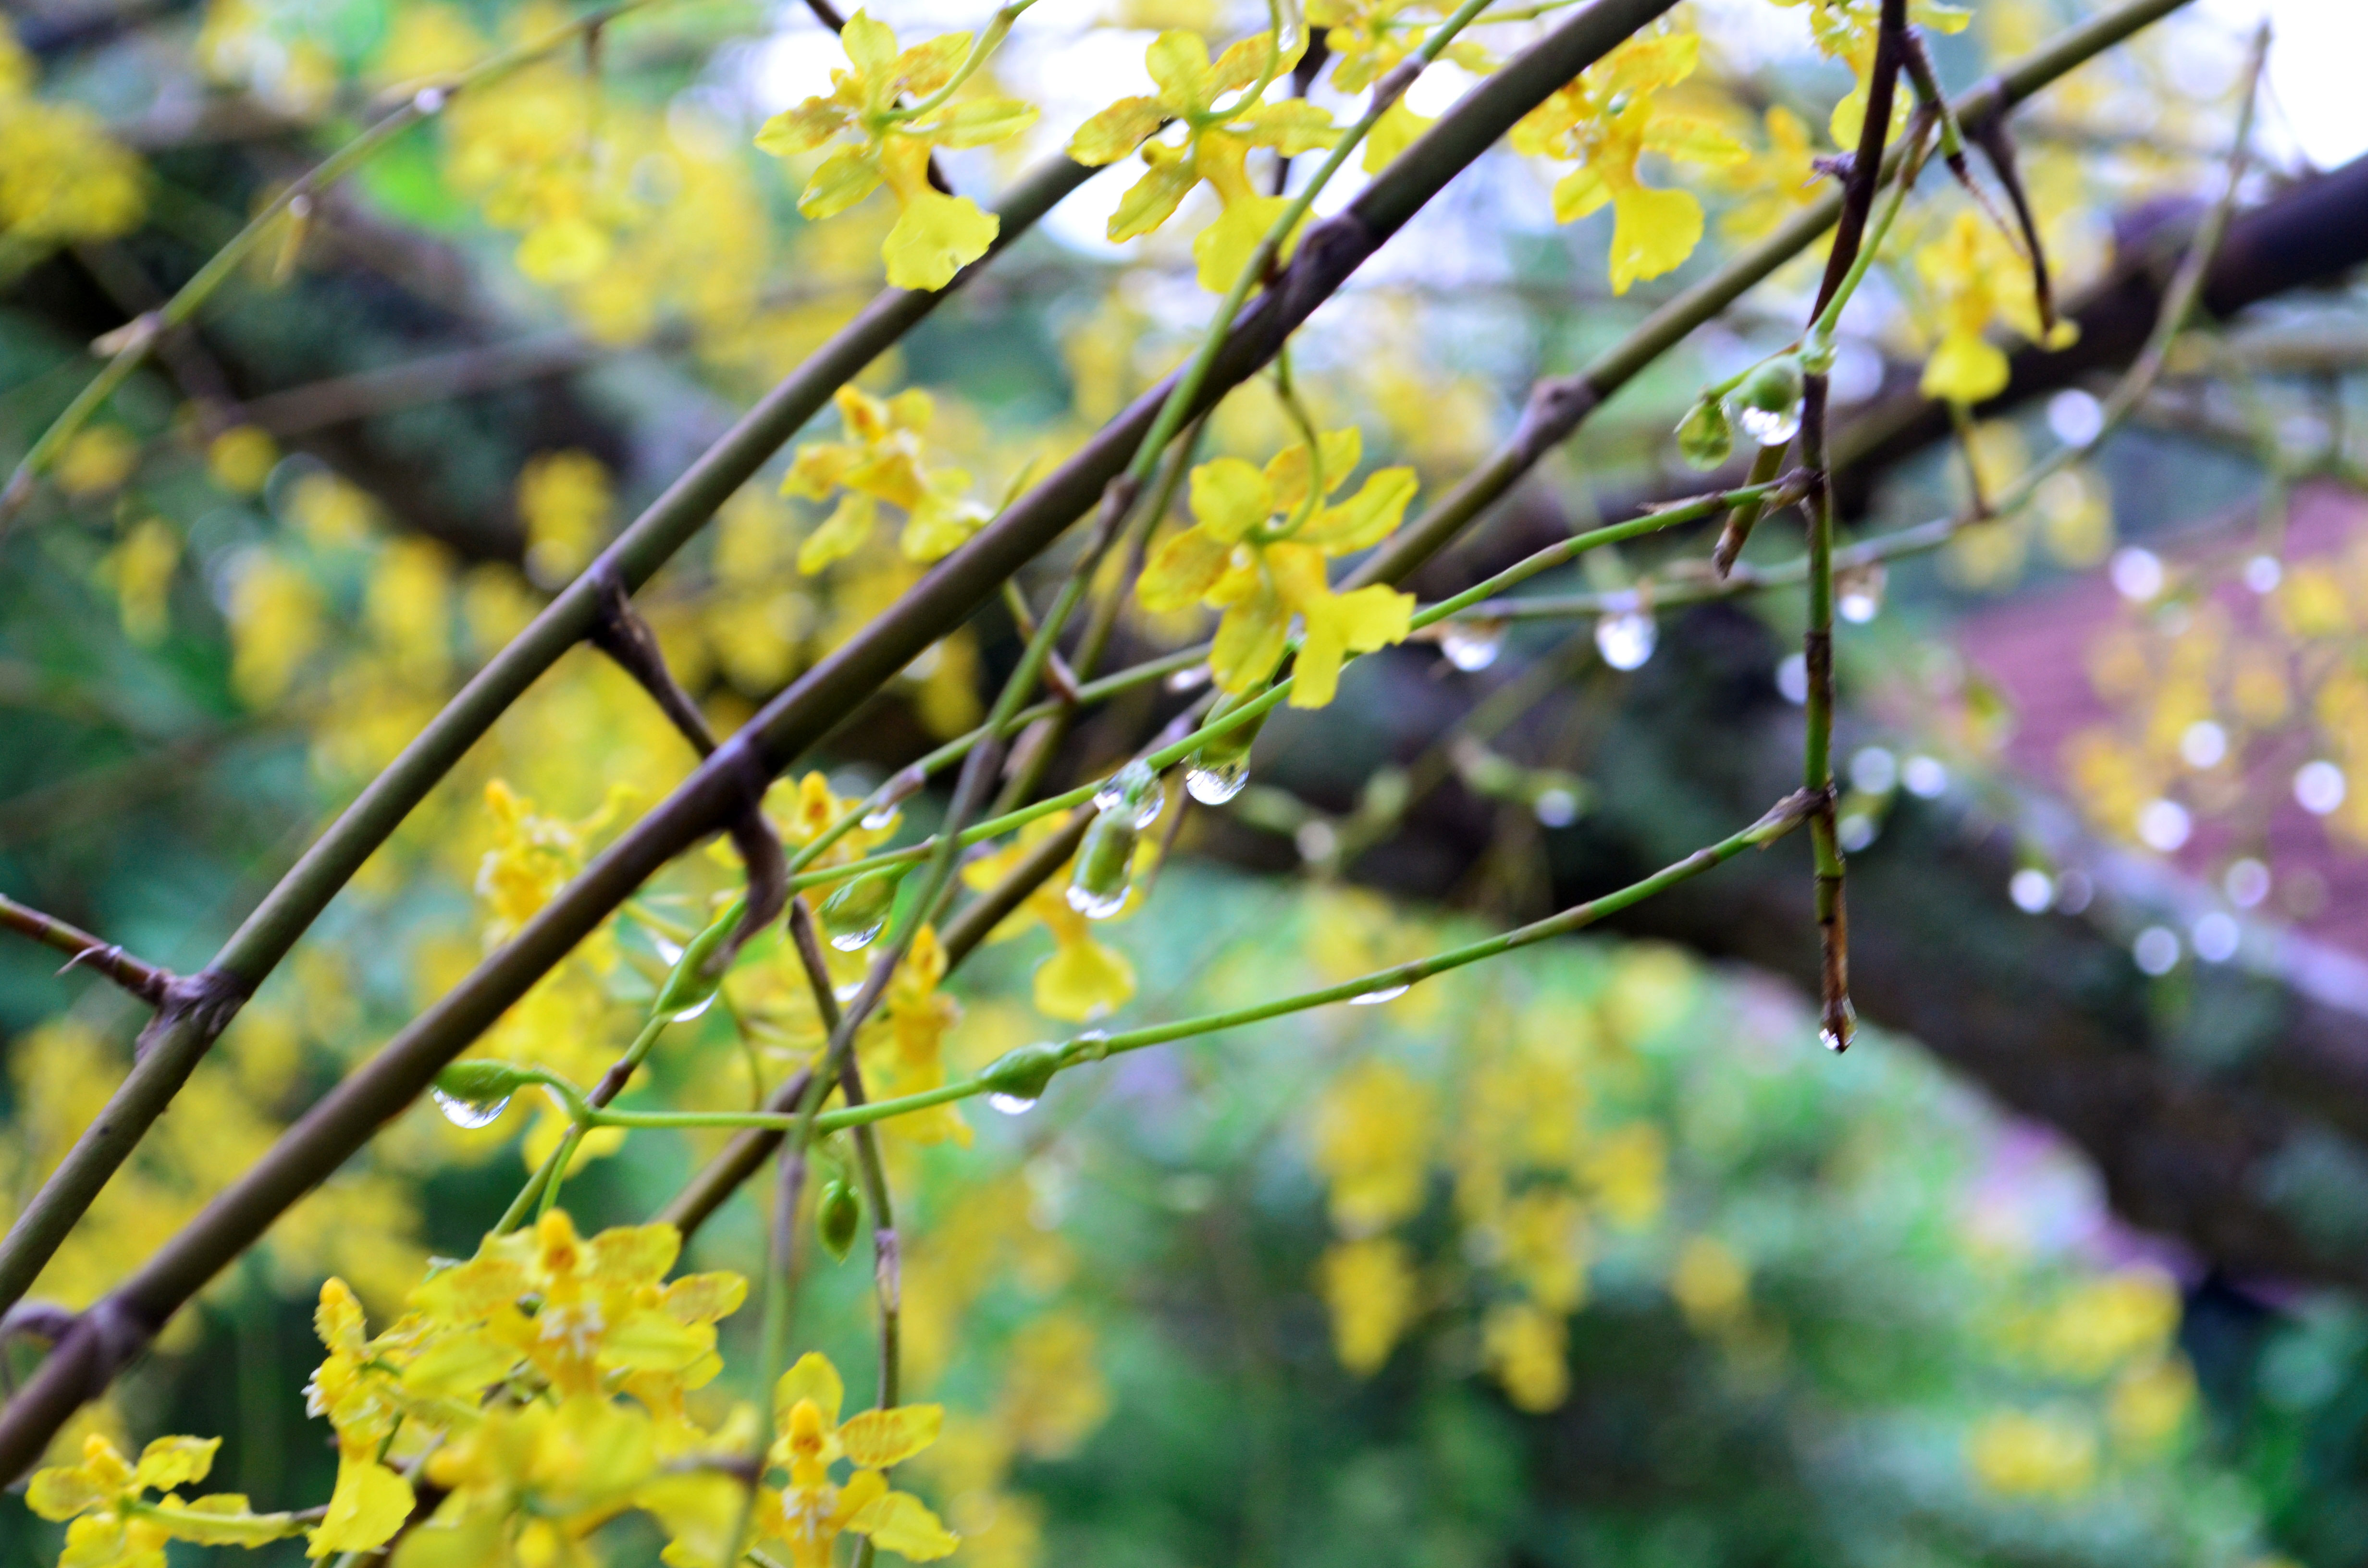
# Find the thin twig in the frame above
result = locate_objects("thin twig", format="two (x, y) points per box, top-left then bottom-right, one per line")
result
(0, 895), (174, 1007)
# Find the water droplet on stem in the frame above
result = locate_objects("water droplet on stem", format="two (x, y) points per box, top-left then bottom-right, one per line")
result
(432, 1088), (511, 1129)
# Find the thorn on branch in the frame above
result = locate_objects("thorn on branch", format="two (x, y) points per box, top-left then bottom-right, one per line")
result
(0, 894), (175, 1007)
(1968, 112), (2058, 334)
(132, 967), (251, 1062)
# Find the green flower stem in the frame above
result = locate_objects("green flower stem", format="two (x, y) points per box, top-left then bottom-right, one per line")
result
(1345, 0), (2199, 593)
(0, 149), (1103, 1329)
(0, 0), (672, 522)
(493, 1007), (672, 1234)
(561, 792), (1819, 1140)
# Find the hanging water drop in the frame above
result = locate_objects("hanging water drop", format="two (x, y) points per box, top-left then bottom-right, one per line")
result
(820, 866), (903, 951)
(1069, 785), (1143, 919)
(860, 805), (899, 831)
(670, 992), (716, 1022)
(1186, 756), (1250, 805)
(987, 1092), (1038, 1115)
(1734, 403), (1801, 446)
(1817, 1027), (1849, 1054)
(1837, 563), (1886, 624)
(1349, 984), (1410, 1005)
(1093, 760), (1165, 828)
(1440, 619), (1505, 672)
(1596, 609), (1657, 671)
(432, 1088), (511, 1129)
(1066, 882), (1130, 919)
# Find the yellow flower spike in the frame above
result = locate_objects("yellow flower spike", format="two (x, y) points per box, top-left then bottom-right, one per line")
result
(754, 9), (1036, 291)
(1714, 106), (1825, 245)
(1139, 429), (1417, 708)
(1509, 26), (1746, 294)
(1481, 1300), (1570, 1412)
(1319, 1235), (1419, 1374)
(1069, 28), (1339, 293)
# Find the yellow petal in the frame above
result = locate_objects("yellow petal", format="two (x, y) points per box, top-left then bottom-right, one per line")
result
(515, 217), (610, 284)
(1298, 467), (1417, 553)
(1034, 936), (1135, 1022)
(924, 96), (1038, 149)
(1107, 154), (1199, 242)
(1551, 165), (1610, 223)
(891, 32), (970, 98)
(777, 1351), (845, 1429)
(1607, 183), (1702, 294)
(1069, 96), (1167, 167)
(1137, 525), (1233, 612)
(1641, 115), (1749, 167)
(1210, 580), (1292, 696)
(1193, 193), (1293, 294)
(635, 1472), (745, 1568)
(588, 1221), (681, 1286)
(840, 1404), (944, 1468)
(314, 1278), (366, 1357)
(1145, 30), (1214, 111)
(134, 1435), (220, 1493)
(1603, 31), (1696, 96)
(799, 492), (879, 575)
(25, 1465), (107, 1523)
(1236, 98), (1339, 155)
(603, 1310), (713, 1373)
(842, 11), (898, 78)
(662, 1271), (750, 1325)
(156, 1493), (305, 1547)
(308, 1454), (414, 1556)
(401, 1328), (518, 1399)
(1183, 456), (1269, 541)
(1264, 428), (1360, 513)
(848, 1489), (960, 1561)
(800, 145), (886, 220)
(1921, 330), (2010, 404)
(754, 98), (849, 157)
(883, 189), (999, 292)
(1292, 584), (1412, 710)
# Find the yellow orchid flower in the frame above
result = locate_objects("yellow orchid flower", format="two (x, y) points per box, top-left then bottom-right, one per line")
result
(1770, 0), (1971, 146)
(1068, 29), (1340, 292)
(763, 1352), (959, 1568)
(1913, 209), (2076, 405)
(28, 1433), (307, 1564)
(961, 817), (1140, 1022)
(754, 11), (1037, 291)
(782, 385), (987, 573)
(392, 1395), (659, 1568)
(1137, 428), (1417, 708)
(1509, 28), (1748, 295)
(407, 1210), (744, 1400)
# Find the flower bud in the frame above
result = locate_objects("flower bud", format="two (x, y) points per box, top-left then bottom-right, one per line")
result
(978, 1040), (1065, 1104)
(1734, 354), (1805, 416)
(651, 896), (744, 1020)
(815, 1176), (862, 1262)
(1067, 808), (1138, 920)
(1676, 396), (1732, 470)
(434, 1060), (538, 1104)
(820, 866), (905, 951)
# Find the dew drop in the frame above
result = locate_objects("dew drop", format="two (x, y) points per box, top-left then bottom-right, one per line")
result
(829, 919), (886, 952)
(1735, 403), (1801, 447)
(987, 1093), (1037, 1115)
(1440, 619), (1505, 672)
(413, 86), (447, 115)
(1164, 663), (1212, 693)
(1186, 757), (1250, 805)
(1533, 787), (1580, 828)
(651, 935), (685, 966)
(1065, 882), (1129, 920)
(1093, 779), (1164, 829)
(432, 1088), (511, 1129)
(1595, 610), (1656, 671)
(671, 993), (716, 1022)
(860, 806), (900, 831)
(1817, 1027), (1849, 1054)
(1349, 984), (1410, 1005)
(834, 981), (863, 1001)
